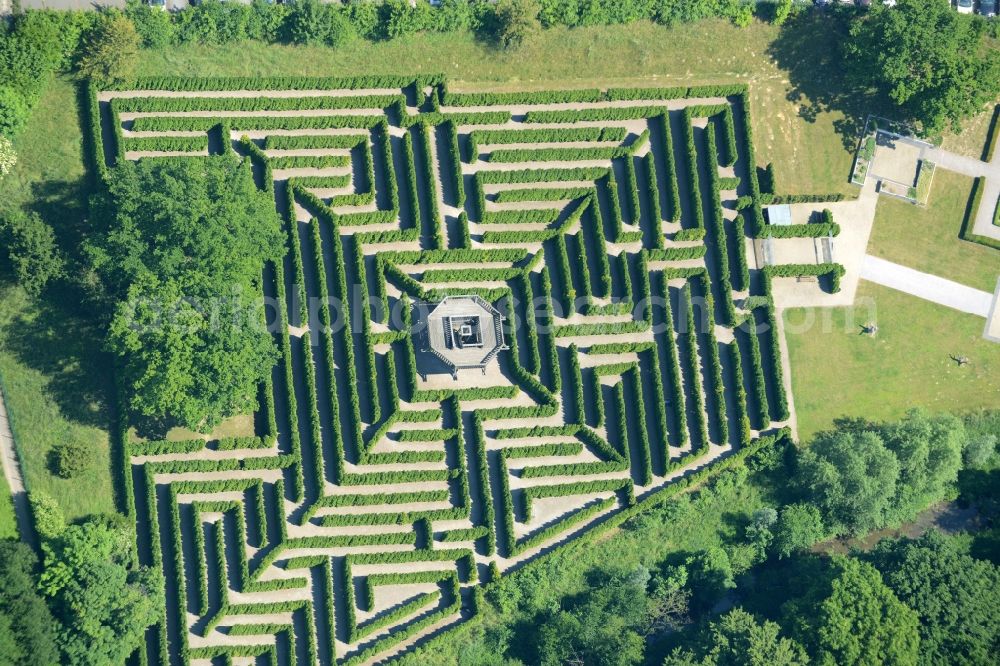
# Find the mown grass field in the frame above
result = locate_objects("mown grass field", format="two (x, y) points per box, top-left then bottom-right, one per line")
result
(784, 281), (1000, 441)
(866, 170), (1000, 293)
(0, 77), (116, 521)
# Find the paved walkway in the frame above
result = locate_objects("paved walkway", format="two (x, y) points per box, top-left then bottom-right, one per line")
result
(0, 387), (34, 547)
(861, 255), (994, 317)
(924, 144), (1000, 242)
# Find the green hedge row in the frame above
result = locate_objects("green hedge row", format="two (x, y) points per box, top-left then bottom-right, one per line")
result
(731, 213), (750, 292)
(443, 87), (603, 106)
(760, 221), (840, 239)
(643, 152), (666, 248)
(122, 134), (208, 153)
(478, 166), (609, 184)
(263, 133), (366, 150)
(114, 94), (401, 113)
(416, 123), (446, 249)
(681, 108), (704, 230)
(489, 146), (630, 162)
(114, 75), (430, 92)
(524, 106), (673, 123)
(680, 282), (710, 451)
(703, 123), (738, 326)
(444, 120), (466, 206)
(761, 193), (847, 205)
(468, 126), (626, 161)
(493, 186), (593, 203)
(269, 154), (350, 169)
(646, 245), (706, 261)
(695, 273), (729, 446)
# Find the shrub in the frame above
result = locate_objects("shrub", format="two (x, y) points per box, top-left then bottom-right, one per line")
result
(492, 0), (540, 50)
(0, 135), (14, 176)
(0, 87), (30, 137)
(0, 210), (64, 296)
(30, 491), (65, 540)
(76, 15), (141, 88)
(50, 440), (94, 479)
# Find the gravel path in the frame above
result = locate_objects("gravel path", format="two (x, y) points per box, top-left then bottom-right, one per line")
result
(0, 385), (34, 546)
(860, 255), (994, 317)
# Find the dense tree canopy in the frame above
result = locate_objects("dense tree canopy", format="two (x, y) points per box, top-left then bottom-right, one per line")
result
(87, 156), (283, 430)
(40, 519), (163, 666)
(813, 558), (921, 665)
(794, 430), (900, 536)
(0, 209), (64, 296)
(0, 541), (60, 666)
(869, 532), (1000, 665)
(843, 0), (1000, 133)
(664, 608), (809, 666)
(75, 14), (140, 87)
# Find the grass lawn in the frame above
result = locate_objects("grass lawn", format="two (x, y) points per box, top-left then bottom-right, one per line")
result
(866, 170), (1000, 293)
(939, 102), (999, 160)
(784, 281), (1000, 442)
(0, 77), (116, 521)
(0, 475), (16, 540)
(137, 18), (856, 198)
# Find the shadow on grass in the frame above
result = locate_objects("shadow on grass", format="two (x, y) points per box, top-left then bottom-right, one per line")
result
(766, 9), (877, 152)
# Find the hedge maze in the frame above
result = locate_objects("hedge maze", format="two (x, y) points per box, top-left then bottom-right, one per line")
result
(94, 76), (819, 665)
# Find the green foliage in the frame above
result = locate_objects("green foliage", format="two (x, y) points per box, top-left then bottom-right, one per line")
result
(29, 491), (65, 541)
(812, 559), (920, 666)
(0, 210), (64, 296)
(794, 429), (900, 536)
(0, 87), (29, 137)
(0, 135), (14, 177)
(665, 607), (809, 666)
(285, 0), (354, 47)
(76, 15), (140, 88)
(50, 440), (93, 479)
(772, 503), (825, 559)
(88, 156), (282, 431)
(41, 519), (163, 665)
(869, 531), (1000, 666)
(528, 567), (651, 666)
(491, 0), (540, 50)
(0, 541), (60, 666)
(844, 0), (1000, 133)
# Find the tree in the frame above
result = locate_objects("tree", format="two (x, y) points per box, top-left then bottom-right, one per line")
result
(124, 0), (176, 48)
(0, 210), (65, 297)
(843, 0), (1000, 133)
(772, 503), (825, 559)
(28, 491), (65, 541)
(745, 507), (778, 561)
(687, 547), (736, 613)
(87, 156), (282, 431)
(0, 135), (15, 177)
(40, 519), (162, 665)
(50, 440), (93, 479)
(813, 558), (920, 666)
(876, 409), (965, 521)
(76, 15), (141, 88)
(963, 433), (996, 468)
(0, 541), (60, 666)
(794, 430), (899, 536)
(710, 608), (809, 666)
(285, 0), (354, 47)
(772, 0), (793, 26)
(0, 87), (29, 137)
(492, 0), (539, 50)
(531, 567), (654, 666)
(869, 532), (1000, 666)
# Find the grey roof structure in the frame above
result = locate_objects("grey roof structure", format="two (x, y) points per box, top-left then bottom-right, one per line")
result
(422, 295), (507, 375)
